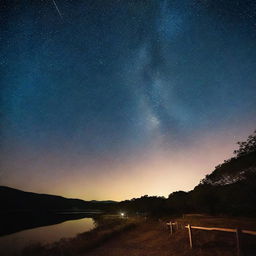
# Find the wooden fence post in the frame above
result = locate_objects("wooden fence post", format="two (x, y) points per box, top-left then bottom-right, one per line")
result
(170, 222), (173, 235)
(236, 228), (242, 256)
(188, 224), (193, 248)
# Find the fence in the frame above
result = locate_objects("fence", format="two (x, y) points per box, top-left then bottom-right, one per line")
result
(166, 221), (256, 256)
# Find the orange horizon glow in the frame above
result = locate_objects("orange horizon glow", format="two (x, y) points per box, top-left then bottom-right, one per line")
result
(2, 125), (254, 201)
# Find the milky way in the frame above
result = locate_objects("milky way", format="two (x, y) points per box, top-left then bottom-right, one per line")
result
(1, 0), (256, 200)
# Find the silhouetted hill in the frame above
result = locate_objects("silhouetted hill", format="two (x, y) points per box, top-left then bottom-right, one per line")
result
(201, 151), (256, 186)
(190, 151), (256, 215)
(118, 131), (256, 217)
(0, 186), (116, 212)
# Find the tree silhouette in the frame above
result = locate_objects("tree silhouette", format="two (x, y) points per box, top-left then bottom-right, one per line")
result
(234, 130), (256, 157)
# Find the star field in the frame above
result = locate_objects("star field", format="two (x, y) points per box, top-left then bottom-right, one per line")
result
(1, 0), (256, 200)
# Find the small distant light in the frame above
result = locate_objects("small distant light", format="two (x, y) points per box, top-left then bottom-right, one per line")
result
(120, 212), (125, 217)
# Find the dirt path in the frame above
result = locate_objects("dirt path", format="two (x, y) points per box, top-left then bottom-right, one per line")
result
(85, 221), (193, 256)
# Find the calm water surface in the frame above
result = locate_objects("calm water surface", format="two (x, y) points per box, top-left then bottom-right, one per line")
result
(0, 217), (95, 255)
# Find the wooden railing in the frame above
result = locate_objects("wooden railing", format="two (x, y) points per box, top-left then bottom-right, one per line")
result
(166, 221), (256, 256)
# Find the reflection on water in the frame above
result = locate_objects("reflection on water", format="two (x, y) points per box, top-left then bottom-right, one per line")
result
(0, 215), (95, 256)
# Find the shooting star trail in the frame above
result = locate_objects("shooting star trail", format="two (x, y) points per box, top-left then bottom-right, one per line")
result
(51, 0), (63, 20)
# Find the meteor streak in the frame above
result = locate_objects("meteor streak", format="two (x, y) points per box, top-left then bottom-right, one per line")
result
(51, 0), (63, 20)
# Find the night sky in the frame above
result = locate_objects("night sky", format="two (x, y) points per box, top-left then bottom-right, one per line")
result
(1, 0), (256, 200)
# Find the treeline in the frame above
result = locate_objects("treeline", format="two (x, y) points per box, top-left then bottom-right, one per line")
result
(117, 131), (256, 217)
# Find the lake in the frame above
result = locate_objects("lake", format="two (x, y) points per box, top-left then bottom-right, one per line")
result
(0, 213), (96, 256)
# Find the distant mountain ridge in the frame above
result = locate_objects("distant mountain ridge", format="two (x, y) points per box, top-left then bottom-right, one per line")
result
(0, 186), (117, 212)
